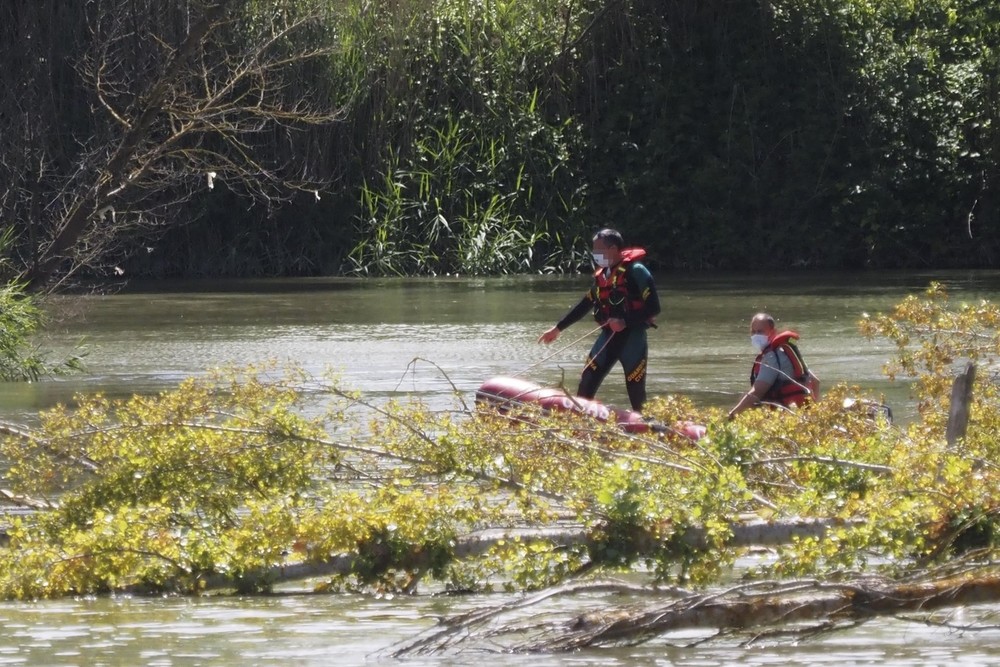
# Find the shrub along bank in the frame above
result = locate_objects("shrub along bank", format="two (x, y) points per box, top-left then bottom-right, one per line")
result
(5, 0), (1000, 279)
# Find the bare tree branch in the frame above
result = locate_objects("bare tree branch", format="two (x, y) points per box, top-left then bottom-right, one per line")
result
(392, 567), (1000, 655)
(5, 0), (342, 290)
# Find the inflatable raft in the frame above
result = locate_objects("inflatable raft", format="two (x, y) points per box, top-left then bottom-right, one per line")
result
(475, 376), (706, 440)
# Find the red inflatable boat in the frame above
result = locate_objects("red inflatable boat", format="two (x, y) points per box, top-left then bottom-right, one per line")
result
(475, 376), (706, 440)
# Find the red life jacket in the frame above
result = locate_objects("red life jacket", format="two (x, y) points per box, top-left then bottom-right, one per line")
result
(750, 330), (816, 407)
(592, 248), (648, 323)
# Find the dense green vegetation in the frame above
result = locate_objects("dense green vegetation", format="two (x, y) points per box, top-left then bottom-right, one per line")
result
(3, 0), (1000, 284)
(0, 232), (83, 380)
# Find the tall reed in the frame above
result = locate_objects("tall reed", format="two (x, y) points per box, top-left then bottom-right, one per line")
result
(340, 0), (591, 275)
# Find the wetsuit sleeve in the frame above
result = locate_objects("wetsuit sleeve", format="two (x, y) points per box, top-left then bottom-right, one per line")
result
(625, 262), (660, 328)
(556, 295), (593, 331)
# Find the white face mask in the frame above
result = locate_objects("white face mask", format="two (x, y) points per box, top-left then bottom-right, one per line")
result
(750, 333), (770, 352)
(592, 252), (610, 268)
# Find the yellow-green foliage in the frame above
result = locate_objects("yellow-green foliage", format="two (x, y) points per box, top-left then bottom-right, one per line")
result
(861, 282), (1000, 416)
(0, 365), (335, 597)
(6, 287), (1000, 599)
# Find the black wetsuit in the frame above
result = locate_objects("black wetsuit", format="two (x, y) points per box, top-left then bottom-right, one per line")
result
(555, 261), (660, 411)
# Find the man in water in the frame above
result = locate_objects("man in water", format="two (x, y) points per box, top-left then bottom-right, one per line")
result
(538, 228), (660, 412)
(727, 312), (820, 419)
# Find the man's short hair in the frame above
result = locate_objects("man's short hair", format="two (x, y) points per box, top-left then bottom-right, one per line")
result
(593, 228), (624, 249)
(753, 312), (776, 329)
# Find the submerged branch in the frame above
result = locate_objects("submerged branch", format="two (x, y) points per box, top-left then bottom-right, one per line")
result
(394, 569), (1000, 655)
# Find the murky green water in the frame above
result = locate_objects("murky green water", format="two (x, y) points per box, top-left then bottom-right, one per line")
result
(1, 270), (999, 664)
(12, 269), (988, 422)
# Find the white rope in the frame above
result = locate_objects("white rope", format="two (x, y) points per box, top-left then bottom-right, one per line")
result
(513, 325), (603, 378)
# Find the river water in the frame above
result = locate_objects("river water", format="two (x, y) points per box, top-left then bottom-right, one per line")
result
(2, 270), (1000, 665)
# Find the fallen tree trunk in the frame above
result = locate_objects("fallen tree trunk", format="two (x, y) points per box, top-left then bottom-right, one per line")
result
(392, 564), (1000, 655)
(197, 517), (863, 592)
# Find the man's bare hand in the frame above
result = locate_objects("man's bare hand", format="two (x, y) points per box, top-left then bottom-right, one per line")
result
(538, 326), (561, 344)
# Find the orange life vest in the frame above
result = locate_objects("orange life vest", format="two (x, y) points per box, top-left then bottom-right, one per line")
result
(592, 248), (647, 323)
(750, 330), (817, 407)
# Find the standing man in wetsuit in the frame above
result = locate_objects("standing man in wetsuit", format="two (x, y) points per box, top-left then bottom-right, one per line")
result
(538, 228), (660, 412)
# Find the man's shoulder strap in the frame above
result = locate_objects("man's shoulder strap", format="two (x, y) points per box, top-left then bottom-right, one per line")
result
(772, 337), (808, 377)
